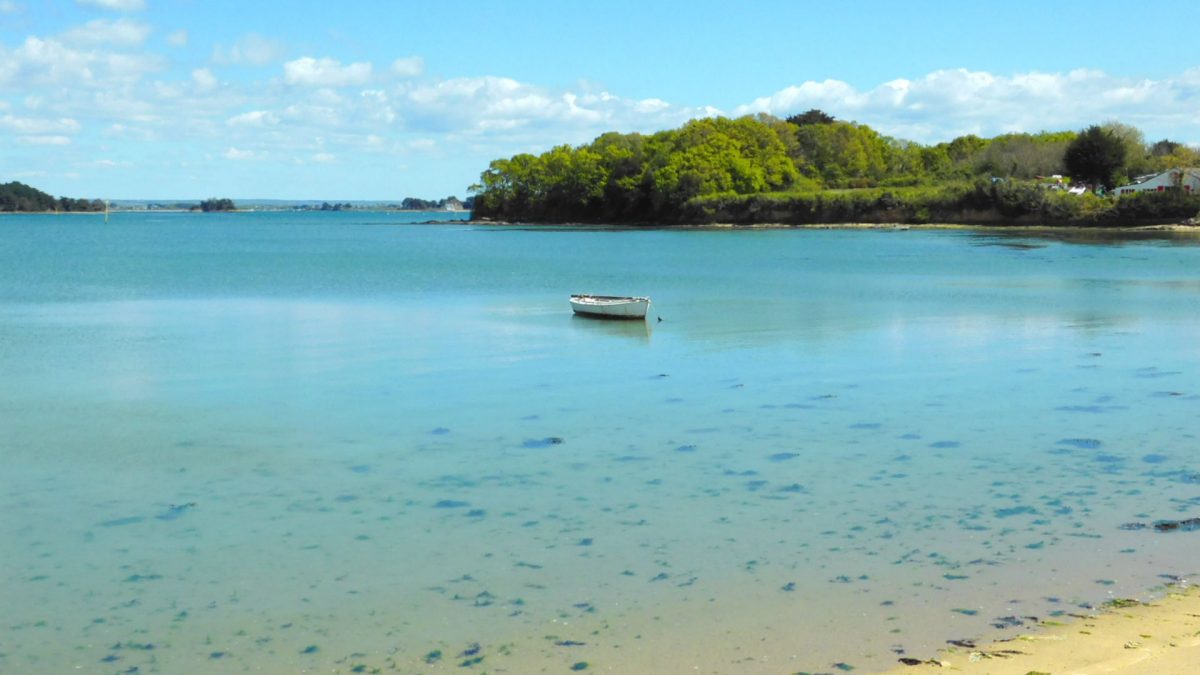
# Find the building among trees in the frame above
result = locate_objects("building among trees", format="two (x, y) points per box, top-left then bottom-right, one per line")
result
(1113, 169), (1200, 196)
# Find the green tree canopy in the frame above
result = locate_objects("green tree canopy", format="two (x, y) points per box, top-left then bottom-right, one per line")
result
(786, 109), (836, 126)
(1064, 125), (1127, 189)
(0, 181), (103, 212)
(470, 115), (1197, 223)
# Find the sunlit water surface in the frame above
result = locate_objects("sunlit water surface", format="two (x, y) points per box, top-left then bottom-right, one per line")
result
(3, 212), (1200, 674)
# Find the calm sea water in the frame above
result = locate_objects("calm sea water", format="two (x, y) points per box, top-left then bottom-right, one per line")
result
(3, 211), (1199, 674)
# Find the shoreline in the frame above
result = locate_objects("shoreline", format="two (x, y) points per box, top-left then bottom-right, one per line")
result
(468, 219), (1200, 234)
(884, 583), (1200, 674)
(4, 209), (1198, 234)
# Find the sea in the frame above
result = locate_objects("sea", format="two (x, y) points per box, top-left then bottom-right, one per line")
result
(2, 210), (1199, 674)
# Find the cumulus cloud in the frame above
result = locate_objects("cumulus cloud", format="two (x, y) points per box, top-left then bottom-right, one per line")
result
(191, 67), (217, 92)
(226, 110), (279, 127)
(0, 33), (164, 88)
(0, 114), (81, 134)
(11, 39), (1200, 198)
(391, 75), (715, 149)
(732, 68), (1200, 143)
(62, 19), (151, 47)
(391, 56), (424, 78)
(284, 56), (372, 87)
(18, 135), (72, 145)
(224, 147), (259, 160)
(167, 30), (188, 47)
(76, 0), (145, 11)
(212, 33), (286, 66)
(0, 1), (21, 14)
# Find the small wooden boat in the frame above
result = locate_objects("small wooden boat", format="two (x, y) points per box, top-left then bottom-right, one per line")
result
(569, 294), (651, 320)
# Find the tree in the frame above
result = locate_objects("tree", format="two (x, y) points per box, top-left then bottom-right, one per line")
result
(1101, 121), (1150, 179)
(196, 198), (236, 212)
(1150, 139), (1182, 157)
(786, 109), (836, 126)
(974, 132), (1074, 179)
(0, 181), (60, 211)
(1064, 125), (1127, 189)
(792, 121), (890, 187)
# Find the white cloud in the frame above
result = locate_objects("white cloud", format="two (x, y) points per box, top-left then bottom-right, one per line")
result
(167, 30), (188, 47)
(226, 110), (279, 127)
(0, 1), (21, 14)
(391, 56), (424, 78)
(0, 34), (164, 88)
(212, 33), (286, 66)
(224, 147), (259, 160)
(0, 114), (81, 134)
(62, 19), (151, 47)
(76, 0), (145, 10)
(359, 89), (395, 123)
(283, 56), (372, 87)
(399, 76), (702, 139)
(191, 67), (217, 92)
(311, 152), (335, 163)
(732, 68), (1200, 143)
(18, 135), (72, 145)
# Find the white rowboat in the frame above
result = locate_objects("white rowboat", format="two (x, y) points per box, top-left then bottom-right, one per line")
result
(569, 294), (651, 320)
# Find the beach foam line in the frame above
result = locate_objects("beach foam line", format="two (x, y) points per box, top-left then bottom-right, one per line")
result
(885, 585), (1200, 674)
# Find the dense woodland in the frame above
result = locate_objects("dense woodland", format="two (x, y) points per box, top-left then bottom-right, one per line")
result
(471, 111), (1200, 225)
(0, 181), (104, 212)
(194, 198), (237, 212)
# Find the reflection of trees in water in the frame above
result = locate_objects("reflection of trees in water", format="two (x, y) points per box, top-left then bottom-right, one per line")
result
(974, 229), (1200, 248)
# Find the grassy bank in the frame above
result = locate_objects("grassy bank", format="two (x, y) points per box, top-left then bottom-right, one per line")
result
(678, 182), (1200, 227)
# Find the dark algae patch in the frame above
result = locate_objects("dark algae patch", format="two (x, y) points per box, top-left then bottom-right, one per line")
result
(1057, 438), (1102, 449)
(97, 516), (145, 527)
(993, 505), (1037, 518)
(1121, 517), (1200, 532)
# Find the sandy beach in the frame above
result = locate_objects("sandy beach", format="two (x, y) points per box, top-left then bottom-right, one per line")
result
(885, 585), (1200, 674)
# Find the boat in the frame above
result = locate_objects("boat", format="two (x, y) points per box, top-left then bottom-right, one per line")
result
(569, 294), (651, 320)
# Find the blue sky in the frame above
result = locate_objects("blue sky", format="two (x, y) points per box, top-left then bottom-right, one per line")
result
(2, 0), (1198, 200)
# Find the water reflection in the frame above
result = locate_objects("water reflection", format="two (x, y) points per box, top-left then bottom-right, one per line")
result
(972, 228), (1200, 247)
(568, 313), (652, 342)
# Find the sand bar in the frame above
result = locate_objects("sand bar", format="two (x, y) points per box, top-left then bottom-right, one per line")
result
(884, 585), (1200, 674)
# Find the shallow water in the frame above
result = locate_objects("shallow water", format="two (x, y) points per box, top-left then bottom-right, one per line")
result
(2, 213), (1199, 673)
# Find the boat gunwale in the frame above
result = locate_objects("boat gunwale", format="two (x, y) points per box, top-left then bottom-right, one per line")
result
(569, 294), (650, 303)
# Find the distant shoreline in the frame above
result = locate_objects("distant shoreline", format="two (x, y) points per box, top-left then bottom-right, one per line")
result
(0, 209), (472, 216)
(5, 210), (1199, 235)
(466, 219), (1200, 233)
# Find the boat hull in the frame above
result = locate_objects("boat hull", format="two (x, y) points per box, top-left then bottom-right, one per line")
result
(569, 295), (650, 320)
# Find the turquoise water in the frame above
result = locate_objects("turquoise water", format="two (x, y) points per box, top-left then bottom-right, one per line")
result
(3, 212), (1200, 674)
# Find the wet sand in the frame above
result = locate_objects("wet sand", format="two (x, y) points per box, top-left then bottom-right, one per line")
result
(885, 584), (1200, 674)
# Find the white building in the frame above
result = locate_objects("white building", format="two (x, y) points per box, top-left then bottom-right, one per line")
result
(1113, 168), (1200, 196)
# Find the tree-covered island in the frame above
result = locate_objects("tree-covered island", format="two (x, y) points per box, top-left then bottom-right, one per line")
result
(192, 198), (237, 212)
(0, 181), (105, 213)
(471, 112), (1200, 226)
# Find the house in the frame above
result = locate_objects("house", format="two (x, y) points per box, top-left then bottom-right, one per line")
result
(1112, 168), (1200, 196)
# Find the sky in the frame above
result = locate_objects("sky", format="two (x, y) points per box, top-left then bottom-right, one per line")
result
(2, 0), (1198, 200)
